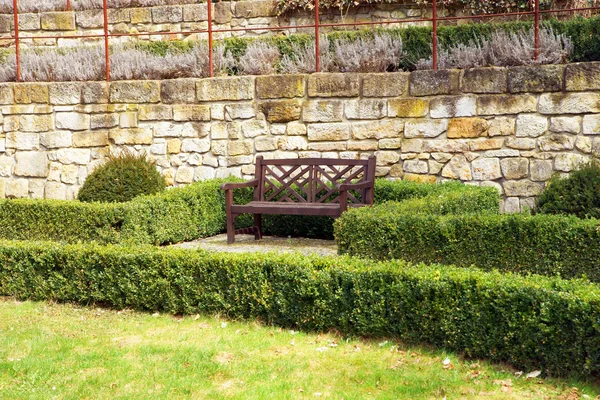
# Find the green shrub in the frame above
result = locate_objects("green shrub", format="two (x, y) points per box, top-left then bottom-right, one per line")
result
(336, 207), (600, 282)
(536, 162), (600, 219)
(78, 150), (166, 203)
(0, 240), (598, 377)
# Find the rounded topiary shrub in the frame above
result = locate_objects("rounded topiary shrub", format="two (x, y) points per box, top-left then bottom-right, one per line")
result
(78, 150), (166, 203)
(536, 161), (600, 219)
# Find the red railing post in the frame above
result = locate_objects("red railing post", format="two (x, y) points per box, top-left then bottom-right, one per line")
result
(534, 0), (540, 62)
(66, 0), (71, 11)
(13, 0), (20, 82)
(432, 0), (438, 70)
(208, 0), (213, 77)
(314, 0), (320, 73)
(103, 0), (110, 81)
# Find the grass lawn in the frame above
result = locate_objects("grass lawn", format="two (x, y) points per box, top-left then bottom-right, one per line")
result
(0, 297), (598, 399)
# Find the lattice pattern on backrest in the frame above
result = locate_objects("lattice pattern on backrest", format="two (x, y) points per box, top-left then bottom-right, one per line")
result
(259, 160), (369, 204)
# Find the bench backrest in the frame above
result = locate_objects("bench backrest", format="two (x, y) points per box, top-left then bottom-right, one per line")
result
(253, 156), (376, 205)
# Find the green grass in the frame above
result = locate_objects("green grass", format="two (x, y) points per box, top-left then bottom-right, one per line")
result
(0, 298), (598, 399)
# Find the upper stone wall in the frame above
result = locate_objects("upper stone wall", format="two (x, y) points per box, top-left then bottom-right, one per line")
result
(0, 62), (599, 212)
(0, 1), (437, 47)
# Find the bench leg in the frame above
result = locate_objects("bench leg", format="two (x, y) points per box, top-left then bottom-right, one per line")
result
(226, 212), (237, 244)
(254, 214), (262, 240)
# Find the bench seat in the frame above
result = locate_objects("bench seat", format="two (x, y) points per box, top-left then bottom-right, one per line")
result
(231, 201), (361, 217)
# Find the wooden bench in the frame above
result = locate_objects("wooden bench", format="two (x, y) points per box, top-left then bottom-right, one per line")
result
(220, 156), (376, 244)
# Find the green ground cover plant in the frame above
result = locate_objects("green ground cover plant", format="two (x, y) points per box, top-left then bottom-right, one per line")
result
(0, 241), (599, 378)
(1, 298), (597, 399)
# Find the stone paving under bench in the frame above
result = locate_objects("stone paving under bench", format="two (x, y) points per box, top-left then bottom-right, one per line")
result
(170, 234), (338, 257)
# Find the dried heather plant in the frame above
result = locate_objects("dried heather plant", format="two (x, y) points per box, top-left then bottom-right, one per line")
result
(18, 46), (105, 81)
(279, 36), (334, 74)
(0, 53), (16, 82)
(237, 41), (281, 76)
(0, 0), (199, 12)
(331, 33), (404, 73)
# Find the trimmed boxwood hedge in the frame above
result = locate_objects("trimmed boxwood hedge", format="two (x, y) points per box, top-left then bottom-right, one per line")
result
(335, 205), (600, 282)
(0, 240), (598, 377)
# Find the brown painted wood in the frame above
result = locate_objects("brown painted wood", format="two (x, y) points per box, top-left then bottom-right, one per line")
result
(221, 156), (376, 243)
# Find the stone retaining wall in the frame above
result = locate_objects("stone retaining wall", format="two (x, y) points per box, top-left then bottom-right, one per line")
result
(0, 1), (438, 48)
(1, 62), (600, 212)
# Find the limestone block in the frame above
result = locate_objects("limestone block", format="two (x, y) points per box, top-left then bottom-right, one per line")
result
(258, 100), (301, 123)
(151, 140), (167, 155)
(82, 82), (109, 104)
(211, 121), (240, 140)
(403, 159), (428, 174)
(161, 79), (197, 104)
(404, 119), (447, 139)
(429, 96), (476, 119)
(549, 116), (581, 134)
(228, 140), (254, 156)
(472, 158), (501, 180)
(401, 139), (423, 153)
(119, 112), (138, 128)
(593, 138), (600, 156)
(14, 83), (49, 104)
(110, 81), (160, 103)
(461, 67), (507, 93)
(0, 84), (13, 104)
(0, 179), (4, 198)
(503, 180), (544, 197)
(194, 166), (216, 181)
(538, 134), (575, 152)
(214, 2), (233, 24)
(14, 115), (53, 133)
(500, 158), (528, 180)
(255, 74), (304, 99)
(344, 99), (386, 120)
(241, 120), (268, 138)
(39, 131), (73, 149)
(302, 100), (343, 122)
(6, 132), (39, 150)
(14, 152), (48, 177)
(6, 179), (28, 198)
(255, 137), (278, 151)
(554, 153), (588, 172)
(197, 77), (254, 101)
(152, 6), (183, 23)
(508, 65), (564, 93)
(530, 159), (553, 181)
(60, 164), (79, 184)
(478, 94), (537, 115)
(352, 119), (403, 140)
(139, 105), (173, 121)
(573, 136), (591, 154)
(409, 69), (460, 96)
(447, 118), (487, 138)
(91, 113), (119, 129)
(488, 117), (515, 137)
(56, 112), (90, 131)
(0, 135), (4, 153)
(505, 137), (536, 150)
(108, 8), (130, 23)
(308, 73), (359, 98)
(379, 138), (402, 150)
(538, 93), (600, 114)
(173, 105), (211, 122)
(565, 62), (600, 91)
(423, 140), (469, 153)
(109, 128), (153, 145)
(468, 139), (504, 151)
(73, 131), (109, 147)
(404, 173), (437, 183)
(49, 82), (81, 105)
(153, 122), (183, 137)
(441, 155), (472, 180)
(583, 114), (600, 135)
(308, 123), (350, 141)
(222, 103), (254, 120)
(347, 141), (378, 151)
(286, 121), (307, 136)
(167, 139), (181, 154)
(130, 8), (152, 23)
(484, 149), (520, 157)
(234, 1), (277, 17)
(276, 136), (307, 152)
(503, 197), (520, 213)
(362, 72), (408, 97)
(307, 142), (346, 152)
(41, 12), (75, 30)
(0, 14), (12, 32)
(19, 13), (40, 30)
(387, 98), (428, 118)
(0, 155), (13, 177)
(374, 151), (400, 166)
(516, 114), (547, 138)
(181, 138), (211, 153)
(183, 4), (208, 21)
(428, 160), (444, 175)
(175, 166), (194, 183)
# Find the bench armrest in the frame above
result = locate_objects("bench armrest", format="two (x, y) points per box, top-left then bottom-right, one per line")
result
(220, 179), (259, 191)
(336, 180), (374, 191)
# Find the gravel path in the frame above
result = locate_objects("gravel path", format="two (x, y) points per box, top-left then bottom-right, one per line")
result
(171, 234), (338, 257)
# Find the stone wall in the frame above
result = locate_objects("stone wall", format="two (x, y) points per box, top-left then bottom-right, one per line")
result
(0, 62), (599, 211)
(0, 1), (438, 48)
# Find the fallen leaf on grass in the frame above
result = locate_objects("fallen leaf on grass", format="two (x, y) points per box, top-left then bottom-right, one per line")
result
(316, 346), (329, 352)
(526, 370), (542, 379)
(198, 322), (210, 329)
(390, 359), (403, 370)
(493, 379), (513, 393)
(214, 352), (234, 364)
(442, 357), (454, 370)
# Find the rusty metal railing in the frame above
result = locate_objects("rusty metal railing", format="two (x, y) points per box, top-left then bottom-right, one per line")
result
(7, 0), (600, 82)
